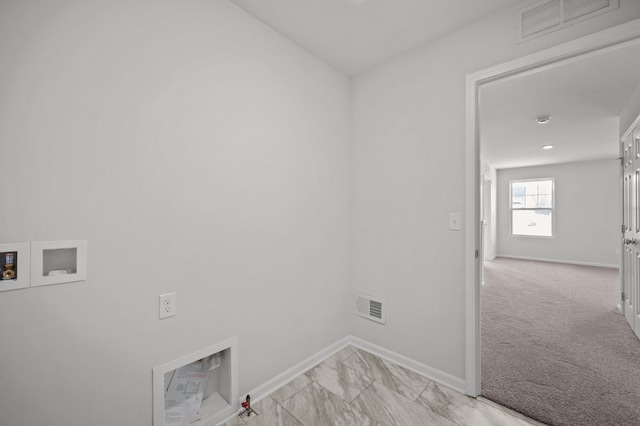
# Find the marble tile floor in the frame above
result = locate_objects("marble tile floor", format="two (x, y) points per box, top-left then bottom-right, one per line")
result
(223, 346), (543, 426)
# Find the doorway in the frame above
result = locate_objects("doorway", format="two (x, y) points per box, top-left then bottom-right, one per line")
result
(470, 28), (640, 423)
(465, 19), (640, 399)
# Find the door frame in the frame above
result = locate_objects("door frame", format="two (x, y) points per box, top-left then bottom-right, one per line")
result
(464, 18), (640, 397)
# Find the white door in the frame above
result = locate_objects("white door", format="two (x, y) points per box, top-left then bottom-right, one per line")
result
(633, 127), (640, 339)
(622, 135), (635, 331)
(622, 126), (640, 340)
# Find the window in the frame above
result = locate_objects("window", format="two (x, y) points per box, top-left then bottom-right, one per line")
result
(510, 178), (554, 237)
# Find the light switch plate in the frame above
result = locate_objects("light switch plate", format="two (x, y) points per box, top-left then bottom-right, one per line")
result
(449, 213), (461, 231)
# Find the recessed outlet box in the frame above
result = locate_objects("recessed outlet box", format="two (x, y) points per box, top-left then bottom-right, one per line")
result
(153, 337), (238, 426)
(31, 240), (87, 287)
(43, 247), (77, 276)
(0, 242), (30, 292)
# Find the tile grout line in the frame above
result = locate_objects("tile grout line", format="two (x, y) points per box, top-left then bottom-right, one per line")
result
(350, 348), (431, 402)
(344, 379), (382, 426)
(306, 349), (386, 426)
(307, 355), (375, 404)
(414, 379), (433, 403)
(229, 345), (540, 426)
(331, 348), (461, 425)
(276, 395), (308, 426)
(284, 380), (313, 405)
(343, 352), (457, 426)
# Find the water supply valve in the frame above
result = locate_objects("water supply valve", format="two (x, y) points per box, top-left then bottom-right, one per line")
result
(241, 394), (255, 417)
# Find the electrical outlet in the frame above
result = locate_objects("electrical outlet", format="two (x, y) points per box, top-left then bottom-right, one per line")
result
(159, 293), (176, 319)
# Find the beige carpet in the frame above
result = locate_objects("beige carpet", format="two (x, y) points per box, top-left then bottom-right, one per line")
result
(481, 257), (640, 426)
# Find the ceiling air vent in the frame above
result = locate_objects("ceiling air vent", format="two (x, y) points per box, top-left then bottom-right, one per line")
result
(355, 293), (386, 324)
(516, 0), (619, 42)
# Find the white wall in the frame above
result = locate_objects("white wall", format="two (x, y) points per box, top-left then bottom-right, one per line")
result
(621, 80), (640, 135)
(496, 160), (620, 266)
(350, 1), (640, 381)
(3, 0), (640, 423)
(0, 1), (350, 425)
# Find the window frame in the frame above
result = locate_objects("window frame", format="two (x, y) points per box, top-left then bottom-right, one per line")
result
(509, 178), (555, 238)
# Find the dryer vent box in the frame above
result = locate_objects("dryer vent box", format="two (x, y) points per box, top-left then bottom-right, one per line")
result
(31, 240), (87, 287)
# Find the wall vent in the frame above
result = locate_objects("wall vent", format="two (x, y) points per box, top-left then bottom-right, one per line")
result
(355, 293), (386, 324)
(516, 0), (619, 42)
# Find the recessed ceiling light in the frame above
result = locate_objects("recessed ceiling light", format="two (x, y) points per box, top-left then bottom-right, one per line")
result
(536, 115), (551, 124)
(541, 145), (554, 150)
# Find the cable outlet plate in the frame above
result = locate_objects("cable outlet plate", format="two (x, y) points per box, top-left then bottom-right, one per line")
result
(159, 293), (176, 319)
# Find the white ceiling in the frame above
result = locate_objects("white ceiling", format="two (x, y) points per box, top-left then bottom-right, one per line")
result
(230, 0), (524, 75)
(230, 0), (640, 169)
(480, 41), (640, 169)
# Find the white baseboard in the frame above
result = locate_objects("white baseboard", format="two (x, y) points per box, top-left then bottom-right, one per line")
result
(495, 254), (619, 269)
(347, 336), (466, 394)
(241, 336), (351, 404)
(216, 336), (352, 425)
(216, 335), (466, 425)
